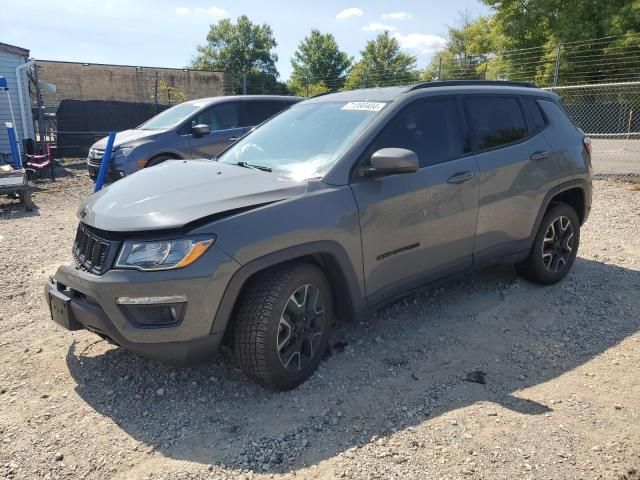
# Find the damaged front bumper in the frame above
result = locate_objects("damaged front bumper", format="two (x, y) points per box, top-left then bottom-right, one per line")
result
(44, 246), (239, 365)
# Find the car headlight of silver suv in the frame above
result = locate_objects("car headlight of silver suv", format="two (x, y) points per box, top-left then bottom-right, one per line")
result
(111, 146), (135, 158)
(115, 237), (215, 271)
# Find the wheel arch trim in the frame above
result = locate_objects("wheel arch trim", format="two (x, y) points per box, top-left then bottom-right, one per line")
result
(210, 241), (365, 335)
(530, 179), (590, 243)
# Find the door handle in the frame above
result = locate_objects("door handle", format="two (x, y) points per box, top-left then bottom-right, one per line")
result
(447, 171), (475, 184)
(229, 136), (239, 141)
(530, 151), (550, 161)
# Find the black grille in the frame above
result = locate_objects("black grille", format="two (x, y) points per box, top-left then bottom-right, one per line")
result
(73, 224), (112, 275)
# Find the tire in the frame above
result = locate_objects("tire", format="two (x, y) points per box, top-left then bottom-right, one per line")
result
(516, 202), (580, 285)
(146, 155), (174, 168)
(232, 262), (333, 390)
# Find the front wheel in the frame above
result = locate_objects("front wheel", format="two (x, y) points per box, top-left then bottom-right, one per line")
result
(145, 155), (174, 168)
(232, 263), (333, 390)
(516, 202), (580, 285)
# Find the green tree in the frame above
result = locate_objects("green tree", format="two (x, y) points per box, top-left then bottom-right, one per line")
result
(482, 0), (640, 85)
(344, 32), (419, 89)
(289, 29), (352, 93)
(191, 15), (280, 94)
(423, 14), (496, 81)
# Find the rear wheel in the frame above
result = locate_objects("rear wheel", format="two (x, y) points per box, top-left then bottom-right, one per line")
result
(516, 202), (580, 285)
(232, 262), (333, 390)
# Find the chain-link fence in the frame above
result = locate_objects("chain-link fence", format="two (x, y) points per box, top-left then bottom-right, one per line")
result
(544, 82), (640, 173)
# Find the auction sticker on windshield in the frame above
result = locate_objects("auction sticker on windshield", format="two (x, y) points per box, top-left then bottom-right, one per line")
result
(341, 102), (387, 112)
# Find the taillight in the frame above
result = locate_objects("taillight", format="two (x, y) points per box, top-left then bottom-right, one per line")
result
(583, 137), (592, 156)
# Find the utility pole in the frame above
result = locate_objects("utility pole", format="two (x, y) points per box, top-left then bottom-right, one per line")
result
(438, 57), (443, 80)
(242, 74), (247, 95)
(33, 64), (46, 154)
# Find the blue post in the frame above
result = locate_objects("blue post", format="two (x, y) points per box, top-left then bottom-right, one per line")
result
(5, 122), (21, 168)
(94, 132), (116, 192)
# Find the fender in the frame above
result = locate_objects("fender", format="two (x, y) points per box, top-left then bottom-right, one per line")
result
(530, 178), (590, 238)
(210, 241), (365, 334)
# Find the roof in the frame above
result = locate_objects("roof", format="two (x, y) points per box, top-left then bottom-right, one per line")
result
(308, 81), (554, 104)
(0, 42), (30, 57)
(184, 95), (303, 106)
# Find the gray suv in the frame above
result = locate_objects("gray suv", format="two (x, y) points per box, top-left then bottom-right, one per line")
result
(47, 81), (592, 390)
(86, 95), (301, 182)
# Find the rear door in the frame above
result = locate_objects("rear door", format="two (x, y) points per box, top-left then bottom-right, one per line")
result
(464, 95), (555, 260)
(187, 102), (244, 158)
(350, 97), (479, 300)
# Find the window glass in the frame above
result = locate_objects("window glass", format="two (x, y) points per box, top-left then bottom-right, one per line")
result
(466, 97), (527, 150)
(219, 101), (384, 180)
(523, 97), (547, 132)
(369, 99), (463, 168)
(192, 103), (239, 131)
(138, 102), (200, 130)
(240, 101), (292, 127)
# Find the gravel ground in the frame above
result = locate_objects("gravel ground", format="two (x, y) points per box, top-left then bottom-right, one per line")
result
(1, 159), (639, 480)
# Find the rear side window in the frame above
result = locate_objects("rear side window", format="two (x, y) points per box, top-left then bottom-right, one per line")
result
(523, 97), (547, 133)
(370, 98), (464, 168)
(193, 103), (239, 131)
(240, 101), (292, 127)
(466, 97), (527, 150)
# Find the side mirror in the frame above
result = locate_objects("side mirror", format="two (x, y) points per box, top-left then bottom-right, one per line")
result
(192, 124), (210, 138)
(363, 148), (419, 177)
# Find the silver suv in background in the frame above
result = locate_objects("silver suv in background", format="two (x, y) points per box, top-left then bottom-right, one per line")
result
(87, 95), (302, 182)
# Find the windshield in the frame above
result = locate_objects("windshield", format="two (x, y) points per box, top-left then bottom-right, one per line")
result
(218, 101), (386, 180)
(138, 102), (201, 130)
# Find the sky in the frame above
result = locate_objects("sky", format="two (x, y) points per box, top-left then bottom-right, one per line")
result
(0, 0), (489, 80)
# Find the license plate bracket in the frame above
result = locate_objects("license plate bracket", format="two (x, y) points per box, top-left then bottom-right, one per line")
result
(48, 288), (82, 331)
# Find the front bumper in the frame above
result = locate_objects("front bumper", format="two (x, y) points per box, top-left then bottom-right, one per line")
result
(87, 158), (126, 184)
(44, 246), (240, 365)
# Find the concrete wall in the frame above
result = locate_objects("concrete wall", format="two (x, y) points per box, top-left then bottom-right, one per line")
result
(35, 60), (232, 107)
(0, 51), (34, 155)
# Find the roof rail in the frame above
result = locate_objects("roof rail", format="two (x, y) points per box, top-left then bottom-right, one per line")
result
(408, 80), (537, 91)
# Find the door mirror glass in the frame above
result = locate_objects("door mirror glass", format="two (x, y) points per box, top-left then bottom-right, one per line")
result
(365, 148), (419, 176)
(192, 123), (210, 137)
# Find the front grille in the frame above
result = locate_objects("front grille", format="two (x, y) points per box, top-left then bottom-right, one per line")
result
(87, 148), (105, 167)
(72, 224), (112, 275)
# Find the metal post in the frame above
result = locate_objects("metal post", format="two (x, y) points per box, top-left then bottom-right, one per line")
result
(438, 57), (443, 80)
(627, 108), (634, 139)
(5, 122), (22, 168)
(153, 72), (159, 113)
(33, 64), (46, 154)
(4, 90), (21, 158)
(552, 44), (561, 89)
(305, 75), (309, 97)
(242, 74), (247, 95)
(93, 132), (116, 192)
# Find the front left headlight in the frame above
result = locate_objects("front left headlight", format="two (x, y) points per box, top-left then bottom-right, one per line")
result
(111, 146), (135, 158)
(115, 237), (214, 271)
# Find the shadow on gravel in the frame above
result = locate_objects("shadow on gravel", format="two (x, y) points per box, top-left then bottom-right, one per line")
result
(65, 258), (640, 473)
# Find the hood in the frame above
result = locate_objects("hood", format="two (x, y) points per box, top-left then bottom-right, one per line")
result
(92, 129), (162, 149)
(79, 160), (308, 232)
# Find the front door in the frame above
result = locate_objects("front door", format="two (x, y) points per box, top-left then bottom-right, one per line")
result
(350, 97), (479, 300)
(187, 102), (245, 158)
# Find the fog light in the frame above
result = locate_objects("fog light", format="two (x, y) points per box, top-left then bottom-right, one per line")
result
(117, 296), (187, 327)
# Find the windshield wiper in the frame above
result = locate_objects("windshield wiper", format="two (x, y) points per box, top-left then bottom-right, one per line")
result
(235, 161), (272, 172)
